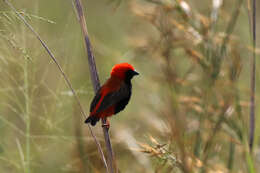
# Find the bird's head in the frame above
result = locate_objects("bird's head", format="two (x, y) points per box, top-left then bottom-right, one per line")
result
(111, 63), (139, 82)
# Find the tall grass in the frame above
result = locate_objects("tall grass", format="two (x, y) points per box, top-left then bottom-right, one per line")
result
(249, 0), (256, 152)
(23, 49), (31, 173)
(130, 0), (257, 172)
(3, 0), (110, 172)
(0, 0), (259, 172)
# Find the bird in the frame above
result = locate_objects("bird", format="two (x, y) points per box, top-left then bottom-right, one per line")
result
(85, 63), (139, 128)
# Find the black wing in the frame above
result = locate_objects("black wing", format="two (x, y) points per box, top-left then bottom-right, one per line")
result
(95, 83), (130, 114)
(89, 88), (102, 113)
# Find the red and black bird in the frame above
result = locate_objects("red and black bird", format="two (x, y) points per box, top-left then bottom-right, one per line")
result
(85, 63), (139, 127)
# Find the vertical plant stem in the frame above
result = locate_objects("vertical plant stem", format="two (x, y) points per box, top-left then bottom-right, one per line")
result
(72, 0), (116, 172)
(227, 141), (235, 171)
(24, 55), (30, 173)
(212, 0), (243, 79)
(200, 105), (229, 173)
(194, 84), (211, 159)
(22, 17), (30, 173)
(194, 130), (202, 157)
(249, 0), (256, 152)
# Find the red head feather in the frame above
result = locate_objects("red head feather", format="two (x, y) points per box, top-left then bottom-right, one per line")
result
(110, 63), (135, 79)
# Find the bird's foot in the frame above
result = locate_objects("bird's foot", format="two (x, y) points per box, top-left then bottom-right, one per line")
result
(101, 118), (110, 129)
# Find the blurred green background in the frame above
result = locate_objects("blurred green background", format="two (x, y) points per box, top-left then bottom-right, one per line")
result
(0, 0), (260, 172)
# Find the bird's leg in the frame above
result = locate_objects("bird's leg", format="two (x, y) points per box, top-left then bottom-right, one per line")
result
(101, 118), (110, 129)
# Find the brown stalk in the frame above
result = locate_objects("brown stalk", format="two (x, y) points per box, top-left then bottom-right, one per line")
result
(249, 0), (256, 152)
(72, 0), (116, 172)
(3, 0), (109, 171)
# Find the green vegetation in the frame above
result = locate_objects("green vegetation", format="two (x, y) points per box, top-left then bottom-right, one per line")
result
(0, 0), (259, 172)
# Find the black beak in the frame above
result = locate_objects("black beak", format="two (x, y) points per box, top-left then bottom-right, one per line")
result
(132, 70), (139, 76)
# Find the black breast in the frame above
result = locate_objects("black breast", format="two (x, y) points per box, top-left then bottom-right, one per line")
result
(114, 82), (132, 114)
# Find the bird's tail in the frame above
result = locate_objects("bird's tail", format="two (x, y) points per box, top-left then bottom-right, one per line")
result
(85, 116), (100, 126)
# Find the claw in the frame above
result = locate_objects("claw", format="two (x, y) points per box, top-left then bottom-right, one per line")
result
(101, 118), (110, 129)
